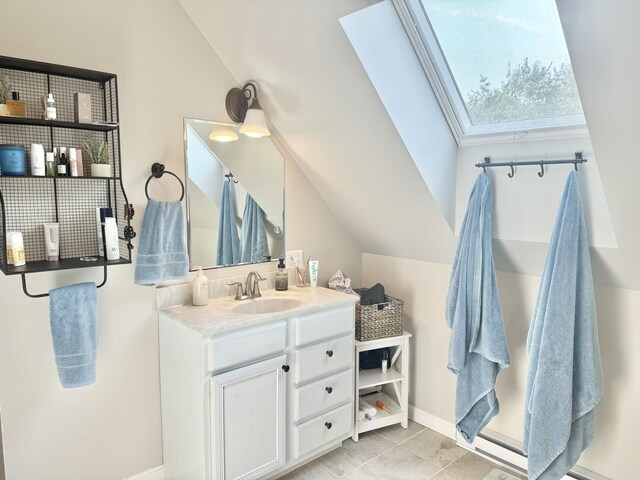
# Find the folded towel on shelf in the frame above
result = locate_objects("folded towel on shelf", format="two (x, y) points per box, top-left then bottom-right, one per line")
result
(49, 282), (98, 388)
(359, 283), (386, 305)
(134, 199), (189, 286)
(239, 193), (269, 263)
(446, 173), (510, 443)
(524, 171), (603, 480)
(216, 180), (241, 266)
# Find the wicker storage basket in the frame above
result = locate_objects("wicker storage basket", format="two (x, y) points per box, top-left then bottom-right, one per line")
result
(354, 288), (404, 341)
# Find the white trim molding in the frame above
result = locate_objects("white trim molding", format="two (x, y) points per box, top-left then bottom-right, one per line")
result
(408, 405), (609, 480)
(123, 465), (164, 480)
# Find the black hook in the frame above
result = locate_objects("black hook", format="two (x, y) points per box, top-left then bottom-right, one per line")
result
(574, 152), (583, 171)
(538, 161), (545, 178)
(482, 156), (490, 173)
(507, 162), (515, 178)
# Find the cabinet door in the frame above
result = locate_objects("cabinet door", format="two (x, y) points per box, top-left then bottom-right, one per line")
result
(210, 355), (287, 480)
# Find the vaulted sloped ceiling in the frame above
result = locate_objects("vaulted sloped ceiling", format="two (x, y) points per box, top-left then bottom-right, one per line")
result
(178, 0), (640, 290)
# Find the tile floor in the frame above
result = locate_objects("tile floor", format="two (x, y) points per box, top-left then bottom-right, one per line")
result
(280, 421), (525, 480)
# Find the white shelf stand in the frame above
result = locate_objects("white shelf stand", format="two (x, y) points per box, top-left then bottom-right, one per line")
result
(352, 332), (412, 441)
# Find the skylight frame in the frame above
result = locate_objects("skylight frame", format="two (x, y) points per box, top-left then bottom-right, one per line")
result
(393, 0), (588, 146)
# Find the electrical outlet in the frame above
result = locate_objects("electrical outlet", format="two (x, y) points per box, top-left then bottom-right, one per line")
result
(286, 250), (303, 269)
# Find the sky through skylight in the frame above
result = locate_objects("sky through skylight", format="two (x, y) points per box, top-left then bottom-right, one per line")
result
(421, 0), (583, 126)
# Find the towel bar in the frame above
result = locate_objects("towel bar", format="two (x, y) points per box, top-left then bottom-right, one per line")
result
(21, 266), (107, 298)
(475, 152), (586, 178)
(144, 163), (184, 201)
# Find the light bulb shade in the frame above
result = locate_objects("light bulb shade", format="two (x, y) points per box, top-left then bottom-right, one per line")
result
(239, 106), (270, 137)
(209, 124), (239, 142)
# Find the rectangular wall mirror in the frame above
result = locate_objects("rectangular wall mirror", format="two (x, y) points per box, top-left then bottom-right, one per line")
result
(184, 118), (285, 270)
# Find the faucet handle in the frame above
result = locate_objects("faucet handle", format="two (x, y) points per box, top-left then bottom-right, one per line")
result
(227, 281), (245, 300)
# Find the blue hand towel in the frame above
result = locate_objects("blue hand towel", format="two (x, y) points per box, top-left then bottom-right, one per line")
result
(49, 282), (98, 388)
(446, 173), (510, 443)
(134, 199), (189, 286)
(240, 193), (269, 263)
(216, 180), (241, 266)
(524, 171), (603, 480)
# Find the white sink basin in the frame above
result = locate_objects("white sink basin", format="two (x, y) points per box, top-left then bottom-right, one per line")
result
(232, 298), (302, 315)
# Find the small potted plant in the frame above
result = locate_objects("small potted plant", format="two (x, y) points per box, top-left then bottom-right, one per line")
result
(0, 76), (11, 116)
(83, 138), (111, 177)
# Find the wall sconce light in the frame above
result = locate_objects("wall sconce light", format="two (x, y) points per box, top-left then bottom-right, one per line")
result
(208, 122), (239, 143)
(225, 81), (271, 138)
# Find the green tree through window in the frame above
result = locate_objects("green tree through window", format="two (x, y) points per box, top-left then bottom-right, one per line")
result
(466, 58), (583, 125)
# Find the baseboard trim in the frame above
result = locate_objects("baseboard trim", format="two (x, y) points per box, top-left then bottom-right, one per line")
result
(408, 404), (455, 439)
(408, 406), (608, 480)
(125, 465), (164, 480)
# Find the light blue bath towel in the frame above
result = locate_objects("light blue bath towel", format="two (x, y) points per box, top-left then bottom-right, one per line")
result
(524, 171), (603, 480)
(49, 282), (98, 388)
(446, 173), (510, 443)
(216, 180), (241, 266)
(240, 193), (269, 263)
(134, 199), (189, 285)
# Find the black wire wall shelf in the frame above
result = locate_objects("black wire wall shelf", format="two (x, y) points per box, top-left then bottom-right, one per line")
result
(0, 116), (119, 132)
(0, 55), (134, 297)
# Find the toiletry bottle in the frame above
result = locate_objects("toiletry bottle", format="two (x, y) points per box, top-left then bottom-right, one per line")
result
(104, 217), (120, 260)
(7, 92), (27, 117)
(10, 232), (26, 267)
(45, 152), (55, 177)
(192, 266), (209, 306)
(275, 257), (288, 291)
(57, 150), (68, 176)
(6, 231), (17, 265)
(45, 93), (56, 120)
(76, 149), (84, 176)
(30, 143), (45, 176)
(69, 148), (78, 177)
(382, 349), (389, 374)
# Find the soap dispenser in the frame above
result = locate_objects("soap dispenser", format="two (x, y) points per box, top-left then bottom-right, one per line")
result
(275, 257), (288, 291)
(192, 266), (209, 306)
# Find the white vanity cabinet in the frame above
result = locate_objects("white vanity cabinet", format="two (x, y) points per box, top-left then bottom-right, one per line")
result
(159, 288), (357, 480)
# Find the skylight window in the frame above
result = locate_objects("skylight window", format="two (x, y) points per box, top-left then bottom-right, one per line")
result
(395, 0), (586, 143)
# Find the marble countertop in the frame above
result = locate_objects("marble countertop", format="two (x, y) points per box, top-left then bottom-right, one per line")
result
(160, 287), (358, 336)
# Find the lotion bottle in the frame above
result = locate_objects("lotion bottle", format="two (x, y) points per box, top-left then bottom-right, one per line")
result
(192, 267), (209, 306)
(104, 217), (120, 260)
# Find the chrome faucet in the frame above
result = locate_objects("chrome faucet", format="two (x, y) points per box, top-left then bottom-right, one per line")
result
(227, 271), (266, 300)
(246, 271), (266, 298)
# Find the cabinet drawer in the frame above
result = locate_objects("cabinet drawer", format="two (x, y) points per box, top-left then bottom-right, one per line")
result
(208, 322), (286, 373)
(295, 335), (353, 385)
(295, 306), (354, 347)
(294, 402), (352, 458)
(295, 369), (353, 422)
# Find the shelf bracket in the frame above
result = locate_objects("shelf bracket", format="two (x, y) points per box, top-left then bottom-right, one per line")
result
(21, 265), (108, 298)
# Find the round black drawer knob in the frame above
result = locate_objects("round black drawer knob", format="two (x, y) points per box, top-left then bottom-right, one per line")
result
(325, 386), (333, 394)
(282, 365), (290, 372)
(326, 350), (334, 358)
(325, 422), (332, 430)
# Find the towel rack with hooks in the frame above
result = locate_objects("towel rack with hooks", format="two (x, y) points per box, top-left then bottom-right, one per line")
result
(475, 152), (587, 178)
(144, 163), (185, 201)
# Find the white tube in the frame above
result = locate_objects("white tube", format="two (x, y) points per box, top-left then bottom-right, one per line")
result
(10, 232), (26, 267)
(69, 148), (78, 177)
(6, 231), (18, 265)
(43, 223), (59, 262)
(104, 217), (120, 261)
(309, 260), (319, 287)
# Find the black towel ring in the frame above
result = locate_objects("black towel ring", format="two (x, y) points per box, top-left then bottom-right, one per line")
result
(145, 163), (184, 201)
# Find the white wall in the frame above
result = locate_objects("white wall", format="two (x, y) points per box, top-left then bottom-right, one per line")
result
(363, 253), (639, 479)
(0, 1), (362, 479)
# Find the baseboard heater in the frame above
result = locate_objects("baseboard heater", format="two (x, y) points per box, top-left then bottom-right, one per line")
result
(458, 429), (610, 480)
